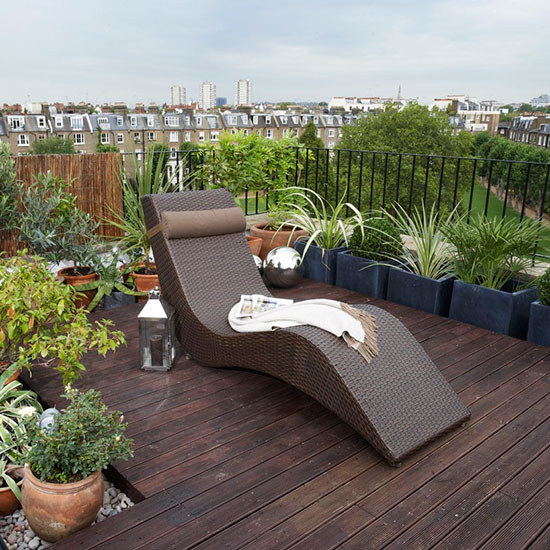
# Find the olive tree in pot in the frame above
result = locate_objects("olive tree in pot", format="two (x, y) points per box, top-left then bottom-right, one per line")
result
(336, 216), (403, 299)
(443, 215), (540, 338)
(527, 268), (550, 346)
(17, 172), (101, 309)
(22, 387), (133, 542)
(382, 204), (456, 316)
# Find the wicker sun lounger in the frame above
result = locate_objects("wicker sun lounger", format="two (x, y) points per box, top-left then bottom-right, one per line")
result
(142, 189), (470, 466)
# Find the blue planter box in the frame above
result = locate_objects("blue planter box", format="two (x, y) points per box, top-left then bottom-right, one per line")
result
(449, 280), (537, 339)
(386, 268), (454, 316)
(527, 301), (550, 346)
(335, 251), (393, 299)
(293, 240), (347, 285)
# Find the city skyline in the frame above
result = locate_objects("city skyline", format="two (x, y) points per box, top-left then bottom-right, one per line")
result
(2, 0), (549, 106)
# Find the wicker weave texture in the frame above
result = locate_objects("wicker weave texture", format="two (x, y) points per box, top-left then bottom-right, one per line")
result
(142, 190), (470, 465)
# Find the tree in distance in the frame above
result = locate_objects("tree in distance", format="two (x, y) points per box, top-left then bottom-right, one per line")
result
(30, 137), (76, 155)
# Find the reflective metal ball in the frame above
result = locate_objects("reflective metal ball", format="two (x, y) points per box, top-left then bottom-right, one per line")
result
(252, 255), (263, 272)
(263, 247), (304, 288)
(39, 408), (60, 433)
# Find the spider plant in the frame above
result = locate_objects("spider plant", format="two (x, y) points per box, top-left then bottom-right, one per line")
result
(277, 187), (364, 258)
(378, 203), (457, 280)
(443, 214), (542, 290)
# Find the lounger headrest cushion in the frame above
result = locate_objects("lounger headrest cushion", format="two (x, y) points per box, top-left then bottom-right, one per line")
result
(159, 207), (246, 239)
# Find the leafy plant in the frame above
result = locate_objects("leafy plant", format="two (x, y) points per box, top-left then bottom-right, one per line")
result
(0, 380), (42, 500)
(17, 171), (100, 274)
(30, 137), (76, 155)
(108, 149), (181, 272)
(278, 187), (364, 255)
(443, 215), (541, 289)
(349, 216), (403, 261)
(0, 252), (126, 385)
(26, 387), (132, 484)
(379, 203), (456, 280)
(537, 268), (550, 306)
(0, 143), (19, 232)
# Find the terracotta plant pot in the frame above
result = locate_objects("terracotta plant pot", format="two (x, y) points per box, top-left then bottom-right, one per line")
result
(245, 235), (263, 256)
(21, 466), (104, 543)
(130, 262), (159, 303)
(57, 268), (98, 310)
(250, 222), (308, 261)
(0, 469), (23, 516)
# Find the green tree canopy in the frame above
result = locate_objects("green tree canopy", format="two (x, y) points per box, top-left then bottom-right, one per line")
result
(298, 121), (324, 149)
(30, 137), (76, 155)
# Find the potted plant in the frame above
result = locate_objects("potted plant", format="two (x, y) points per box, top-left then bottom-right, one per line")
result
(527, 267), (550, 346)
(444, 215), (540, 338)
(284, 188), (363, 285)
(22, 387), (133, 542)
(0, 380), (42, 516)
(0, 252), (126, 386)
(77, 248), (146, 311)
(108, 147), (181, 296)
(336, 215), (403, 299)
(382, 203), (456, 316)
(17, 171), (101, 308)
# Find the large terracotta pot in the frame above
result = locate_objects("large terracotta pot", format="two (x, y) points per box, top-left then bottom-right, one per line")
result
(21, 466), (104, 542)
(245, 235), (263, 256)
(57, 268), (98, 310)
(250, 223), (308, 260)
(0, 468), (23, 516)
(130, 262), (159, 303)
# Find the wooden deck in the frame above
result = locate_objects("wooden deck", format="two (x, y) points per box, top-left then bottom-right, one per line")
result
(22, 280), (550, 550)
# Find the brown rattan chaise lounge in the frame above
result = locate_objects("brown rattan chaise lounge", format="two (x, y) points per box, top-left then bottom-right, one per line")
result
(142, 189), (470, 466)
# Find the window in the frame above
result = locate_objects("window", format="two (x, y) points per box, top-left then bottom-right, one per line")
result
(73, 133), (84, 144)
(280, 116), (287, 124)
(266, 129), (273, 138)
(195, 116), (202, 126)
(70, 117), (83, 130)
(265, 115), (271, 124)
(211, 132), (219, 141)
(8, 116), (24, 130)
(328, 129), (335, 137)
(170, 147), (177, 159)
(147, 131), (156, 141)
(165, 116), (178, 127)
(199, 132), (205, 142)
(328, 142), (335, 149)
(130, 116), (137, 128)
(185, 116), (191, 125)
(134, 132), (141, 142)
(55, 117), (63, 128)
(302, 116), (308, 124)
(230, 116), (237, 125)
(101, 133), (110, 144)
(169, 131), (178, 142)
(97, 117), (109, 128)
(292, 116), (299, 124)
(117, 133), (124, 144)
(325, 116), (333, 125)
(316, 129), (321, 138)
(37, 135), (45, 141)
(185, 132), (191, 142)
(17, 134), (29, 146)
(147, 116), (155, 128)
(313, 116), (319, 123)
(241, 115), (248, 124)
(37, 116), (46, 129)
(167, 165), (173, 177)
(253, 115), (258, 125)
(243, 130), (248, 135)
(117, 116), (123, 127)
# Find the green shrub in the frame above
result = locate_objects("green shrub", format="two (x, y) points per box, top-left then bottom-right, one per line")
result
(538, 268), (550, 306)
(349, 216), (403, 261)
(0, 143), (18, 231)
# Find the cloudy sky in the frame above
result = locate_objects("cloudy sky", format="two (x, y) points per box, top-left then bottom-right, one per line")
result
(3, 0), (548, 106)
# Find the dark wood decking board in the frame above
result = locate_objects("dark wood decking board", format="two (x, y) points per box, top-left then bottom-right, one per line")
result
(19, 279), (549, 550)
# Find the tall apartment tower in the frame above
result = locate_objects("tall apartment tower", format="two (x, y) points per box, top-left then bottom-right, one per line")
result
(170, 85), (186, 106)
(235, 79), (252, 105)
(199, 81), (216, 110)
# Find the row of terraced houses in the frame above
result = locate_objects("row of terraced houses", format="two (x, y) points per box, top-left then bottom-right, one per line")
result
(0, 111), (358, 155)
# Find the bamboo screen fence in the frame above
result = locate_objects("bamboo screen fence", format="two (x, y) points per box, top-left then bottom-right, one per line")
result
(0, 153), (124, 256)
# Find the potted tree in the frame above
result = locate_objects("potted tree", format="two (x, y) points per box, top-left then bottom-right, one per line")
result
(284, 188), (364, 285)
(444, 215), (540, 338)
(22, 387), (133, 542)
(0, 252), (126, 386)
(383, 204), (456, 316)
(17, 171), (101, 309)
(0, 380), (42, 516)
(336, 215), (403, 299)
(527, 267), (550, 346)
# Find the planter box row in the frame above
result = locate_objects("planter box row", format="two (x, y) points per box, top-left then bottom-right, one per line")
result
(294, 243), (547, 345)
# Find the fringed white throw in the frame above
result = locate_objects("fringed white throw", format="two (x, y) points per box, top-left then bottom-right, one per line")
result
(228, 298), (379, 363)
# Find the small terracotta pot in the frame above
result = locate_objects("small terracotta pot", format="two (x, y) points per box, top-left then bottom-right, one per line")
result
(249, 223), (308, 261)
(21, 466), (104, 543)
(130, 262), (159, 303)
(246, 235), (263, 256)
(0, 468), (23, 516)
(57, 268), (98, 310)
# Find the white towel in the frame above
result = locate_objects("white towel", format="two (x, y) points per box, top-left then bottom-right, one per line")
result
(228, 298), (379, 363)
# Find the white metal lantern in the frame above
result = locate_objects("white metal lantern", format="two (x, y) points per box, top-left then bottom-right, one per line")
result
(138, 288), (176, 371)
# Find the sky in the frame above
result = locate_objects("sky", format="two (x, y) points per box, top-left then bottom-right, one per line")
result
(2, 0), (549, 106)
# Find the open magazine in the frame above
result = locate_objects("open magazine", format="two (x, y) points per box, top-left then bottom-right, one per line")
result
(235, 294), (294, 318)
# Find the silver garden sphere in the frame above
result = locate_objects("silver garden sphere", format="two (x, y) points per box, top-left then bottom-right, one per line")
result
(263, 247), (304, 288)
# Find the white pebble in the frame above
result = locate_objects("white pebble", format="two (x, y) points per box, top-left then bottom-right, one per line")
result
(28, 537), (40, 549)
